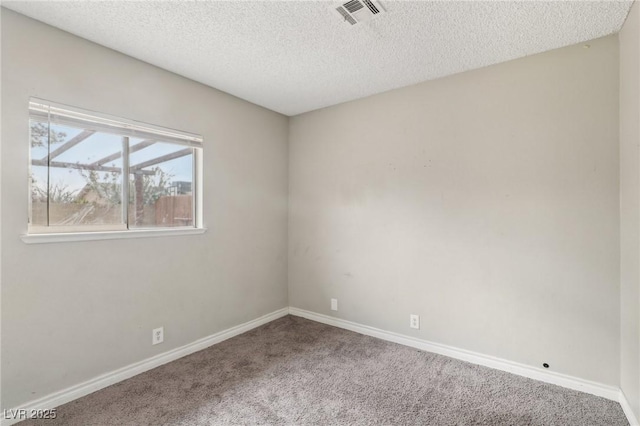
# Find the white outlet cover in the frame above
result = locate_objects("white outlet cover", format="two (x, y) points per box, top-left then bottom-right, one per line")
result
(331, 298), (338, 311)
(152, 327), (164, 345)
(410, 314), (420, 330)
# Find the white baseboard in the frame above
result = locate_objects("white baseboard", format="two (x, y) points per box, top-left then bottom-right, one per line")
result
(3, 306), (636, 426)
(620, 390), (640, 426)
(1, 307), (289, 426)
(288, 307), (621, 403)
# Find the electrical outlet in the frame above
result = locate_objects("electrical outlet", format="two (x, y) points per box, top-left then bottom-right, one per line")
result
(331, 298), (338, 311)
(152, 327), (164, 345)
(410, 314), (420, 330)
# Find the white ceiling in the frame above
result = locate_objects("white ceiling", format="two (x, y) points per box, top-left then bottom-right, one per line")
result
(3, 1), (633, 116)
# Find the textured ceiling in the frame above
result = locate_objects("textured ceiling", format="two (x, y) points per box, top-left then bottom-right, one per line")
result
(2, 1), (633, 116)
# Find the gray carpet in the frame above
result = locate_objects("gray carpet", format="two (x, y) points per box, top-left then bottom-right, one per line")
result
(21, 315), (628, 425)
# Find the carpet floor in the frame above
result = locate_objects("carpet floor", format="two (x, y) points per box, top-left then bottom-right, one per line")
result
(21, 315), (628, 425)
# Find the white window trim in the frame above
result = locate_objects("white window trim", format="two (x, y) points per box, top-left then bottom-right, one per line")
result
(29, 99), (203, 147)
(21, 227), (207, 244)
(27, 98), (205, 241)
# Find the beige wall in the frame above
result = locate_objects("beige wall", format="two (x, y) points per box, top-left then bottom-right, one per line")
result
(620, 1), (640, 419)
(289, 35), (620, 385)
(1, 9), (289, 409)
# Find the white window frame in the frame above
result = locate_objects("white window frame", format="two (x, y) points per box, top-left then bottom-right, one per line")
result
(22, 98), (206, 244)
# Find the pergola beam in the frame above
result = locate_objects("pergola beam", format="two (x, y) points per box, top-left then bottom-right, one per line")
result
(33, 136), (187, 177)
(90, 140), (156, 166)
(31, 159), (155, 175)
(130, 147), (192, 171)
(41, 130), (95, 162)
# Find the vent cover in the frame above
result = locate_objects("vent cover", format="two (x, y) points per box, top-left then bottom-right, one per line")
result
(334, 0), (385, 25)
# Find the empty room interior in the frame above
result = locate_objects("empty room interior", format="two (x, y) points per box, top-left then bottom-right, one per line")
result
(2, 0), (640, 424)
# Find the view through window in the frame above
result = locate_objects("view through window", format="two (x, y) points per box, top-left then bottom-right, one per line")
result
(29, 99), (202, 233)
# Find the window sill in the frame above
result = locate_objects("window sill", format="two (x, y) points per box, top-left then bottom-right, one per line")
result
(21, 227), (207, 244)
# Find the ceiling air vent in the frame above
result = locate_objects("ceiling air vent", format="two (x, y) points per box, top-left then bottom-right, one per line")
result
(334, 0), (385, 25)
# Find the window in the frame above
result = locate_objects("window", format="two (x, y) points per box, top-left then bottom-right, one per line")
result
(28, 98), (203, 237)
